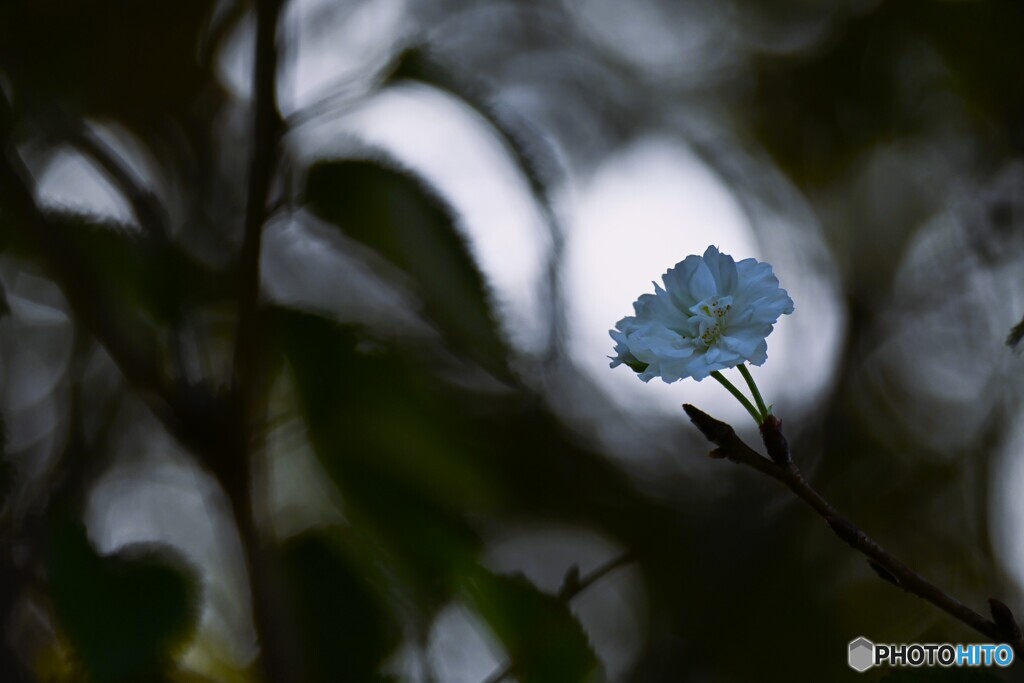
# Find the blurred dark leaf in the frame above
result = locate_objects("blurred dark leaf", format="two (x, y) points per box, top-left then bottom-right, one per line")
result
(273, 308), (674, 543)
(0, 209), (231, 325)
(275, 308), (490, 617)
(47, 516), (200, 682)
(917, 0), (1024, 151)
(303, 158), (510, 377)
(751, 1), (1024, 185)
(465, 569), (602, 683)
(387, 46), (558, 206)
(283, 530), (402, 683)
(751, 6), (911, 186)
(275, 308), (499, 512)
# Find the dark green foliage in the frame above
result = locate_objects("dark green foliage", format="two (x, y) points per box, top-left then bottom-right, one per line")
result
(275, 309), (499, 513)
(303, 159), (510, 377)
(47, 517), (200, 682)
(1, 210), (230, 326)
(283, 531), (402, 682)
(465, 569), (601, 683)
(914, 0), (1024, 149)
(751, 8), (905, 185)
(751, 0), (1024, 185)
(271, 304), (664, 678)
(275, 309), (490, 617)
(64, 211), (230, 323)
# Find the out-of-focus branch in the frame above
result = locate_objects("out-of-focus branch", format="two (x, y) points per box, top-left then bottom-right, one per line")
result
(232, 0), (283, 404)
(63, 122), (211, 384)
(0, 99), (235, 482)
(223, 0), (281, 485)
(481, 552), (637, 683)
(0, 117), (174, 417)
(682, 403), (1024, 660)
(224, 1), (292, 682)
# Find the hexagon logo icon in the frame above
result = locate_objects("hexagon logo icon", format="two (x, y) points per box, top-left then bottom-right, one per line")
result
(849, 637), (875, 672)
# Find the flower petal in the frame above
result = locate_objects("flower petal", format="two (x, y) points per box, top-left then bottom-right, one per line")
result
(609, 246), (792, 384)
(701, 245), (738, 295)
(686, 260), (717, 301)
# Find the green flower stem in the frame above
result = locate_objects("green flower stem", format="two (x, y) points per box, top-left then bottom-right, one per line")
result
(710, 371), (762, 426)
(737, 363), (769, 421)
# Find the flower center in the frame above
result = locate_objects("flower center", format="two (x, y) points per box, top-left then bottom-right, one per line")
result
(691, 296), (732, 347)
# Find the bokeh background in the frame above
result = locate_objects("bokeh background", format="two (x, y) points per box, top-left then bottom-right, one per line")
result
(2, 0), (1024, 681)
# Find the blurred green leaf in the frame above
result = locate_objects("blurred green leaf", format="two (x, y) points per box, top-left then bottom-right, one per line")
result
(916, 1), (1024, 149)
(465, 569), (602, 683)
(283, 530), (402, 683)
(2, 209), (230, 325)
(303, 159), (510, 377)
(47, 516), (200, 682)
(274, 308), (491, 616)
(275, 308), (499, 512)
(751, 1), (1024, 186)
(385, 47), (566, 354)
(750, 6), (910, 186)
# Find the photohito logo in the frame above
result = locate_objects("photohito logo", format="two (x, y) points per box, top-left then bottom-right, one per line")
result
(848, 638), (875, 672)
(848, 637), (1014, 672)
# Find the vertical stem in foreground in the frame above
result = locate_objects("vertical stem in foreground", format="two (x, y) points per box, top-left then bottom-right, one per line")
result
(234, 0), (283, 399)
(226, 0), (288, 680)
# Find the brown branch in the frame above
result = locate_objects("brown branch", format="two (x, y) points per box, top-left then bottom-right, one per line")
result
(481, 552), (637, 683)
(222, 1), (291, 682)
(223, 0), (282, 483)
(232, 0), (283, 403)
(682, 403), (1024, 660)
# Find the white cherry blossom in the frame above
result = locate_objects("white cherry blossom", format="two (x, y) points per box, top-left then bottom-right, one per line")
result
(610, 246), (794, 383)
